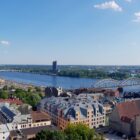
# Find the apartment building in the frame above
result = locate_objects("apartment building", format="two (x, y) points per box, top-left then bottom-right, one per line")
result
(0, 103), (51, 140)
(109, 99), (140, 138)
(39, 94), (105, 129)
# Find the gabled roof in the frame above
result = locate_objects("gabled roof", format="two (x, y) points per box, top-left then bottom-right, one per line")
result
(117, 100), (140, 122)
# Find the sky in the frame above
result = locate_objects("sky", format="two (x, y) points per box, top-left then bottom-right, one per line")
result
(0, 0), (140, 65)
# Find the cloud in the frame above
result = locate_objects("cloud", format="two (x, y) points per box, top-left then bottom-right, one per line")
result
(133, 12), (140, 23)
(94, 1), (122, 12)
(0, 40), (10, 46)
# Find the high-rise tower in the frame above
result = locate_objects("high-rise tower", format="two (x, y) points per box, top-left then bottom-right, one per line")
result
(52, 61), (57, 72)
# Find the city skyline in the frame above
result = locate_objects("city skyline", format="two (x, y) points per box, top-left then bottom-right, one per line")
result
(0, 0), (140, 65)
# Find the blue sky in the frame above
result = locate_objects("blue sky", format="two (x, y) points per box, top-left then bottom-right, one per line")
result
(0, 0), (140, 65)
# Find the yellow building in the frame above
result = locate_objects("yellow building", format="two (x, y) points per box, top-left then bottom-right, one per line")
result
(40, 94), (106, 129)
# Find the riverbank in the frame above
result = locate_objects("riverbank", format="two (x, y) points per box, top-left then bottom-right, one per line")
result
(0, 77), (45, 91)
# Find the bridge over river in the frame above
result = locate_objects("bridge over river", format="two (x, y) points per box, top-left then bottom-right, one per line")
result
(93, 77), (140, 89)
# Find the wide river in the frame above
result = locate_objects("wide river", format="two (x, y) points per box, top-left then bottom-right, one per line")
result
(0, 72), (97, 89)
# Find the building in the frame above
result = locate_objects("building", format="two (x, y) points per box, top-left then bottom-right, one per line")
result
(52, 61), (57, 72)
(0, 103), (51, 140)
(10, 125), (57, 140)
(0, 78), (5, 89)
(109, 99), (140, 138)
(0, 78), (5, 84)
(39, 94), (106, 129)
(0, 99), (23, 106)
(9, 111), (53, 140)
(45, 87), (63, 97)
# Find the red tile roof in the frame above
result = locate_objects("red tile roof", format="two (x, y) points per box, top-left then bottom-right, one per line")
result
(0, 99), (23, 105)
(117, 100), (140, 122)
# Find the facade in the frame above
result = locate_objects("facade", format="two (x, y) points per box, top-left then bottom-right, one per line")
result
(109, 99), (140, 138)
(52, 60), (57, 72)
(45, 87), (63, 97)
(0, 79), (5, 84)
(45, 87), (58, 97)
(39, 94), (106, 129)
(0, 103), (51, 140)
(0, 79), (5, 89)
(10, 125), (57, 140)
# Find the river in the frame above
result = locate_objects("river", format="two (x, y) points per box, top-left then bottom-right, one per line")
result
(0, 72), (97, 89)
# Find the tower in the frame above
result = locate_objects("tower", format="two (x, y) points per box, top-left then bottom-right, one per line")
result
(52, 61), (57, 72)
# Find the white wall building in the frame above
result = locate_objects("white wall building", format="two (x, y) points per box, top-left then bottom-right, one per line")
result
(0, 103), (51, 140)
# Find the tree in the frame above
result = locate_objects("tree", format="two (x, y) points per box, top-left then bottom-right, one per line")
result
(36, 130), (65, 140)
(36, 130), (48, 140)
(50, 131), (66, 140)
(3, 85), (8, 90)
(0, 90), (9, 99)
(27, 93), (41, 107)
(64, 123), (100, 140)
(9, 85), (15, 90)
(35, 123), (104, 140)
(35, 86), (42, 92)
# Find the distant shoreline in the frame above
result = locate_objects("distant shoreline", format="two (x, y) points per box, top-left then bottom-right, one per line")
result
(0, 65), (137, 80)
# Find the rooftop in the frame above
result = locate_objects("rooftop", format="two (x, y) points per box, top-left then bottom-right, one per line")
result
(0, 99), (23, 105)
(0, 103), (32, 124)
(10, 125), (58, 139)
(117, 99), (140, 121)
(42, 94), (105, 120)
(0, 124), (9, 133)
(31, 111), (50, 123)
